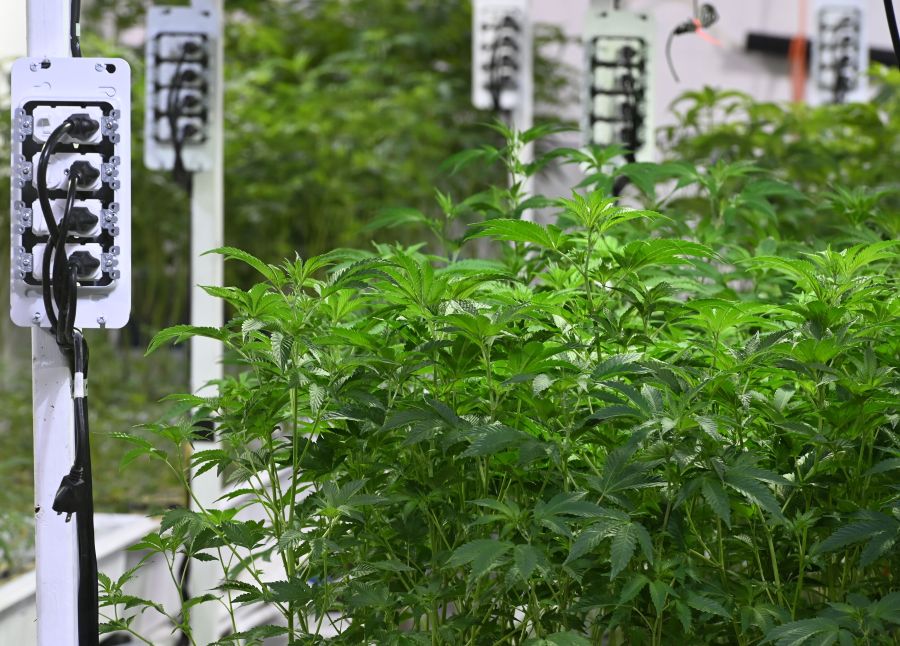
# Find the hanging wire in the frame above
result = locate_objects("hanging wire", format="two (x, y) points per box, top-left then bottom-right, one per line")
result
(70, 0), (83, 57)
(38, 116), (101, 646)
(884, 0), (900, 70)
(665, 30), (680, 82)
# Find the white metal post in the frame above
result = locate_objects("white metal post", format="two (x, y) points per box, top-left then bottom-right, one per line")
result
(512, 3), (534, 212)
(26, 3), (79, 646)
(188, 1), (225, 643)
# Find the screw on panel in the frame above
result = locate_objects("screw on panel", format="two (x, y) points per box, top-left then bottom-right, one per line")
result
(32, 312), (42, 324)
(97, 317), (107, 329)
(29, 63), (38, 71)
(95, 63), (105, 72)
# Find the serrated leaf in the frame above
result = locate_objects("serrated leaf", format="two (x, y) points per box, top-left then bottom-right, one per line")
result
(763, 617), (842, 646)
(567, 519), (622, 563)
(446, 539), (512, 578)
(468, 218), (569, 250)
(702, 478), (732, 528)
(462, 427), (529, 457)
(618, 574), (649, 604)
(545, 632), (592, 646)
(773, 387), (795, 412)
(207, 246), (278, 282)
(146, 325), (226, 355)
(532, 373), (553, 395)
(309, 382), (325, 414)
(609, 523), (638, 580)
(649, 580), (670, 615)
(514, 544), (541, 581)
(870, 591), (900, 625)
(685, 592), (731, 618)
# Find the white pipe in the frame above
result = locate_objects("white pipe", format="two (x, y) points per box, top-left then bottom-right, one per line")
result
(27, 0), (70, 59)
(188, 0), (226, 642)
(26, 1), (79, 644)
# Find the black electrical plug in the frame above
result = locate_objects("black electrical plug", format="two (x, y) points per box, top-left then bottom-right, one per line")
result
(68, 207), (99, 235)
(68, 251), (101, 278)
(500, 15), (520, 32)
(179, 93), (202, 111)
(183, 40), (202, 56)
(179, 68), (200, 84)
(674, 3), (719, 34)
(181, 122), (200, 141)
(66, 113), (101, 142)
(619, 46), (636, 63)
(52, 465), (87, 521)
(498, 36), (520, 51)
(68, 161), (101, 188)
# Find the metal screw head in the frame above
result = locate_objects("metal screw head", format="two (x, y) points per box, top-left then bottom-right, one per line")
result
(29, 63), (38, 71)
(95, 63), (105, 72)
(97, 317), (106, 328)
(32, 312), (42, 324)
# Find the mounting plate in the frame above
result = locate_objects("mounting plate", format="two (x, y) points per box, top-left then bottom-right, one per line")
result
(10, 57), (131, 330)
(472, 0), (532, 111)
(583, 9), (656, 162)
(144, 5), (218, 172)
(808, 0), (868, 105)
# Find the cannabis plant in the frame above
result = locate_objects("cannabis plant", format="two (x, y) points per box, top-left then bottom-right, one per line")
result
(105, 122), (899, 645)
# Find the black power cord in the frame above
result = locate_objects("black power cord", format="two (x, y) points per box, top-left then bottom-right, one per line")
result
(486, 15), (521, 118)
(666, 3), (719, 82)
(884, 0), (900, 70)
(36, 116), (101, 646)
(70, 0), (83, 57)
(167, 44), (202, 191)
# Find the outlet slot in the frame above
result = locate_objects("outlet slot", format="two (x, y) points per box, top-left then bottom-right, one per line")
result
(32, 152), (105, 191)
(31, 198), (103, 237)
(31, 242), (106, 283)
(32, 106), (105, 145)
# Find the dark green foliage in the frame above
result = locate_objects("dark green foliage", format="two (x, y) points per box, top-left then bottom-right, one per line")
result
(112, 118), (899, 644)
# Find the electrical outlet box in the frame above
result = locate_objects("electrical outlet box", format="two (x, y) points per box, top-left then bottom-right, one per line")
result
(809, 0), (868, 105)
(583, 9), (655, 161)
(9, 57), (131, 330)
(472, 0), (532, 112)
(144, 5), (217, 172)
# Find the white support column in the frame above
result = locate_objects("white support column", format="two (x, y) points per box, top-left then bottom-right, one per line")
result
(189, 0), (225, 399)
(26, 4), (79, 646)
(512, 2), (535, 210)
(188, 1), (225, 643)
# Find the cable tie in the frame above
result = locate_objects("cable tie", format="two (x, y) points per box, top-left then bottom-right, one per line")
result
(73, 371), (86, 398)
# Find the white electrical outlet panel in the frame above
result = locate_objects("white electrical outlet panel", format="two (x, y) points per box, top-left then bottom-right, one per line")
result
(144, 5), (217, 172)
(10, 57), (131, 330)
(583, 9), (655, 162)
(809, 0), (868, 105)
(472, 0), (532, 111)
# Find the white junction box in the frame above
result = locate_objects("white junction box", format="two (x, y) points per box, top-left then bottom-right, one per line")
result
(583, 9), (655, 161)
(144, 5), (218, 172)
(472, 0), (532, 112)
(809, 0), (868, 105)
(9, 57), (131, 330)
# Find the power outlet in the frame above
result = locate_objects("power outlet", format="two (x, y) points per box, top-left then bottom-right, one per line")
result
(31, 152), (105, 191)
(30, 199), (104, 238)
(809, 0), (868, 105)
(472, 0), (532, 112)
(144, 5), (218, 172)
(32, 106), (105, 145)
(583, 10), (655, 162)
(10, 57), (131, 330)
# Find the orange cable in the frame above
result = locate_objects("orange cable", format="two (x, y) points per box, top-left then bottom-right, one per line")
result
(789, 0), (808, 103)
